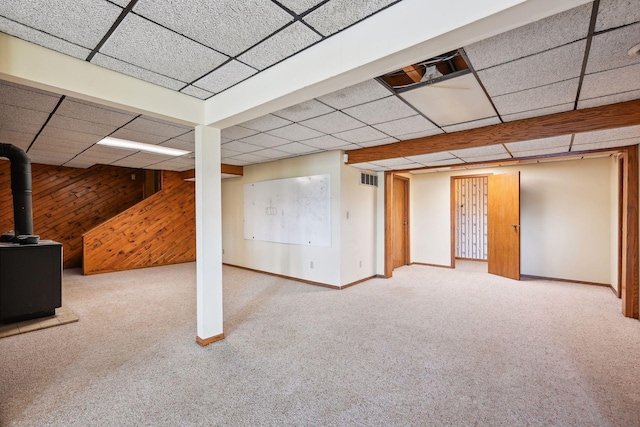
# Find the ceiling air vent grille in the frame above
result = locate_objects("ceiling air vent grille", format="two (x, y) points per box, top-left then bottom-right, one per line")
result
(360, 172), (378, 187)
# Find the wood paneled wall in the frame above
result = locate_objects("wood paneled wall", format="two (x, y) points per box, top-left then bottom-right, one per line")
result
(82, 171), (195, 275)
(0, 161), (144, 268)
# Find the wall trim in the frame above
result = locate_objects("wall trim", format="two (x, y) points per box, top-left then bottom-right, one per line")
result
(520, 274), (610, 287)
(411, 262), (455, 269)
(196, 333), (225, 346)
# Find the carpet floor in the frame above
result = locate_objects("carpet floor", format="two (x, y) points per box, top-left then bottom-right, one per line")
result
(1, 262), (639, 426)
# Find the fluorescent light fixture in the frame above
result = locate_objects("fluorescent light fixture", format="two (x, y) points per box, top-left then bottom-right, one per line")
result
(98, 137), (190, 156)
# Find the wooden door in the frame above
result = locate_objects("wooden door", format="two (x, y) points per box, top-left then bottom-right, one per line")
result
(393, 176), (409, 268)
(488, 172), (520, 280)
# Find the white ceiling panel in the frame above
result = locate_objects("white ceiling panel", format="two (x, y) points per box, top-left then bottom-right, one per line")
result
(123, 117), (190, 139)
(221, 157), (251, 166)
(577, 89), (640, 109)
(180, 85), (214, 100)
(300, 111), (365, 133)
(111, 157), (156, 168)
(356, 137), (399, 148)
(240, 133), (290, 148)
(349, 162), (388, 172)
(458, 153), (513, 162)
(175, 131), (195, 143)
(239, 22), (321, 70)
(266, 124), (325, 141)
(0, 104), (49, 132)
(193, 60), (257, 94)
(133, 0), (293, 57)
(47, 115), (118, 137)
(400, 74), (496, 127)
(442, 116), (501, 133)
(502, 103), (574, 122)
(506, 135), (572, 152)
(222, 126), (258, 141)
(464, 3), (592, 70)
(449, 144), (509, 158)
(39, 127), (103, 145)
(512, 146), (570, 157)
(343, 96), (417, 125)
(32, 135), (96, 151)
(303, 0), (399, 36)
(273, 100), (335, 122)
(28, 153), (71, 167)
(492, 78), (579, 115)
(27, 147), (76, 160)
(317, 80), (390, 110)
(572, 138), (640, 151)
(80, 145), (135, 159)
(0, 16), (90, 60)
(239, 114), (292, 132)
(595, 0), (640, 31)
(395, 129), (444, 140)
(63, 159), (95, 169)
(424, 158), (465, 167)
(160, 140), (194, 152)
(580, 62), (640, 99)
(98, 14), (228, 82)
(372, 115), (439, 137)
(406, 152), (457, 164)
(369, 157), (421, 168)
(334, 126), (390, 143)
(586, 22), (640, 74)
(274, 142), (321, 155)
(304, 134), (355, 149)
(110, 128), (167, 145)
(56, 99), (136, 127)
(252, 148), (291, 159)
(0, 129), (34, 151)
(91, 54), (187, 91)
(231, 152), (271, 164)
(477, 40), (586, 97)
(0, 0), (123, 48)
(0, 81), (60, 112)
(223, 140), (263, 154)
(277, 0), (324, 14)
(573, 124), (640, 144)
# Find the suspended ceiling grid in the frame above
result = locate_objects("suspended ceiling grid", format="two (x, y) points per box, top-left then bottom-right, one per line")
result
(0, 0), (639, 173)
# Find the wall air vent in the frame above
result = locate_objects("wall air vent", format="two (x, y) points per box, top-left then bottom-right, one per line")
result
(360, 172), (378, 187)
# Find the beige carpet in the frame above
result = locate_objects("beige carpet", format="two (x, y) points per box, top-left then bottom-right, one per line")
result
(1, 262), (639, 426)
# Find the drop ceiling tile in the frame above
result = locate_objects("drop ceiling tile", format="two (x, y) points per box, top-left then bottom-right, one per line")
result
(193, 60), (257, 94)
(221, 147), (243, 159)
(223, 140), (263, 153)
(333, 126), (388, 143)
(372, 115), (439, 137)
(230, 152), (271, 164)
(133, 0), (292, 57)
(81, 145), (136, 159)
(464, 3), (592, 70)
(277, 0), (324, 14)
(0, 80), (61, 112)
(124, 117), (190, 139)
(506, 135), (572, 152)
(111, 157), (156, 168)
(349, 162), (389, 172)
(239, 22), (321, 70)
(337, 143), (362, 150)
(0, 16), (91, 60)
(304, 134), (354, 149)
(580, 63), (640, 99)
(175, 131), (195, 143)
(27, 153), (66, 167)
(343, 96), (416, 125)
(478, 40), (586, 97)
(240, 114), (292, 132)
(239, 133), (290, 148)
(492, 78), (579, 116)
(32, 134), (95, 151)
(55, 99), (136, 127)
(251, 148), (291, 159)
(442, 116), (501, 133)
(572, 138), (640, 151)
(586, 22), (640, 74)
(27, 148), (75, 161)
(573, 124), (640, 144)
(222, 126), (258, 140)
(47, 115), (118, 137)
(460, 153), (512, 163)
(512, 146), (570, 157)
(303, 0), (399, 36)
(0, 0), (122, 48)
(400, 73), (496, 127)
(406, 152), (457, 164)
(0, 129), (34, 150)
(0, 104), (49, 131)
(317, 80), (391, 109)
(502, 103), (575, 122)
(449, 144), (509, 158)
(91, 54), (186, 91)
(266, 124), (325, 141)
(369, 157), (420, 168)
(98, 14), (228, 82)
(40, 127), (103, 145)
(160, 140), (194, 152)
(577, 89), (640, 109)
(395, 129), (444, 140)
(64, 159), (95, 169)
(300, 111), (365, 133)
(425, 158), (465, 167)
(180, 85), (214, 100)
(273, 100), (335, 122)
(356, 137), (399, 148)
(222, 157), (252, 166)
(275, 142), (322, 155)
(595, 0), (640, 31)
(110, 128), (167, 145)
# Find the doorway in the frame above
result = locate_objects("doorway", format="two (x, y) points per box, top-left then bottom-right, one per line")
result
(392, 175), (410, 269)
(453, 175), (488, 261)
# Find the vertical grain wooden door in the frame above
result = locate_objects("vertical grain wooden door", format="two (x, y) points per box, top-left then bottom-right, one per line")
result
(488, 172), (520, 280)
(393, 176), (409, 268)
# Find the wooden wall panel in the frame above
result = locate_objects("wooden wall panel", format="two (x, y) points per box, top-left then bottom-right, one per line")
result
(82, 171), (195, 275)
(0, 161), (144, 268)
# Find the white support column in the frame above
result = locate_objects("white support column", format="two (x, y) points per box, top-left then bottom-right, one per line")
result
(195, 125), (224, 345)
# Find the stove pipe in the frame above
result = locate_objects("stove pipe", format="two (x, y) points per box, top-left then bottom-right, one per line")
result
(0, 143), (38, 244)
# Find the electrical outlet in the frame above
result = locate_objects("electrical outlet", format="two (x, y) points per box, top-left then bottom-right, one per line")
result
(131, 174), (136, 180)
(359, 260), (362, 268)
(310, 261), (314, 269)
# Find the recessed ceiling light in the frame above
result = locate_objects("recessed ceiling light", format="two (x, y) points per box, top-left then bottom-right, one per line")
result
(98, 137), (190, 157)
(627, 42), (640, 57)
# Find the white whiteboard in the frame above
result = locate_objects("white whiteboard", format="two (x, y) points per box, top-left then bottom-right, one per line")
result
(244, 174), (331, 247)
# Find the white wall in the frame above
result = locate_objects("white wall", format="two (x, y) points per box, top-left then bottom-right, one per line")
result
(410, 157), (614, 284)
(340, 164), (377, 286)
(222, 150), (377, 287)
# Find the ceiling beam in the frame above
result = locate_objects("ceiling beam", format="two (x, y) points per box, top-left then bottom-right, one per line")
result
(345, 99), (640, 164)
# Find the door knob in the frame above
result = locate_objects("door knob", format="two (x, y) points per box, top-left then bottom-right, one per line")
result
(512, 224), (519, 229)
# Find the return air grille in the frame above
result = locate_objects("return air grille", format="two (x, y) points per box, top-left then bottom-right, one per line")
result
(360, 172), (378, 187)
